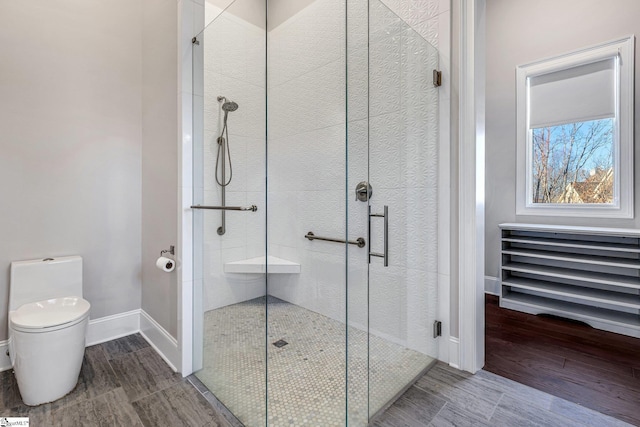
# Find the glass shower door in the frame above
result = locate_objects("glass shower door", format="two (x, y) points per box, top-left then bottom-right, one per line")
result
(365, 0), (441, 420)
(191, 0), (441, 425)
(192, 1), (268, 426)
(266, 0), (350, 425)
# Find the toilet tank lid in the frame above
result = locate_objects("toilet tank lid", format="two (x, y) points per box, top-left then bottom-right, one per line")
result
(9, 297), (90, 330)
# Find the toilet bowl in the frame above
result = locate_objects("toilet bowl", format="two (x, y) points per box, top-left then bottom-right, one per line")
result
(8, 257), (91, 406)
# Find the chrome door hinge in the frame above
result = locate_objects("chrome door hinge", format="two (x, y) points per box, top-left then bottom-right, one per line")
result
(433, 320), (442, 338)
(433, 70), (442, 87)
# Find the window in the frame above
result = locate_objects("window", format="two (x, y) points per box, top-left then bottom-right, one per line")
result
(516, 36), (634, 218)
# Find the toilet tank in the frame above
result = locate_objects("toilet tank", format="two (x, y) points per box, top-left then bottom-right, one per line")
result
(9, 256), (83, 311)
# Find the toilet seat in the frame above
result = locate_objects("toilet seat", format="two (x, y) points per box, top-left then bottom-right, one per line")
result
(9, 296), (90, 333)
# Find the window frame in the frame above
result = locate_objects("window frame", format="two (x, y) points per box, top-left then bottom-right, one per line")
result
(515, 36), (634, 218)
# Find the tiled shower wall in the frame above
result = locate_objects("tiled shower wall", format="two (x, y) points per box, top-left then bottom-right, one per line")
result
(196, 3), (267, 311)
(266, 0), (447, 356)
(196, 0), (450, 357)
(266, 0), (349, 323)
(367, 1), (441, 355)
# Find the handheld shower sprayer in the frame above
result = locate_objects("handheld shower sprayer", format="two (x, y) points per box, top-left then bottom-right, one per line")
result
(215, 95), (239, 235)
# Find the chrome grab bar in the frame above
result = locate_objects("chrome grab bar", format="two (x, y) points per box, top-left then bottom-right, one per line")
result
(369, 205), (389, 267)
(304, 231), (366, 248)
(191, 205), (258, 212)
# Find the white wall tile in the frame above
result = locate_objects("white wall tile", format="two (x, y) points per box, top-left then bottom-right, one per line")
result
(380, 0), (440, 28)
(268, 0), (344, 87)
(406, 269), (439, 354)
(268, 60), (345, 139)
(197, 5), (267, 309)
(192, 0), (449, 359)
(264, 0), (445, 356)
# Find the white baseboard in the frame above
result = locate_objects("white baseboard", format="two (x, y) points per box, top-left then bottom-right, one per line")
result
(448, 337), (460, 369)
(1, 309), (179, 374)
(86, 309), (141, 346)
(485, 275), (500, 296)
(140, 309), (179, 372)
(1, 311), (142, 373)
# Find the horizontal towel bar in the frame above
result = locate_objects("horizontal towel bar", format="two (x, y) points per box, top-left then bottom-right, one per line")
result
(191, 205), (258, 212)
(304, 231), (366, 248)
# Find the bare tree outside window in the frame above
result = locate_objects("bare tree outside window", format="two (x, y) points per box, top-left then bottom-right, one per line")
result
(531, 119), (614, 205)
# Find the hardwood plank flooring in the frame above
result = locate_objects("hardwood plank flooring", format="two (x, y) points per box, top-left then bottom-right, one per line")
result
(485, 294), (640, 426)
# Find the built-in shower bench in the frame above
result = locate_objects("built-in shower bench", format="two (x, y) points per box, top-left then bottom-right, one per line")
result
(224, 255), (301, 274)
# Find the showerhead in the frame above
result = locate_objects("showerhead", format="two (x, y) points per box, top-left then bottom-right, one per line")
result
(222, 101), (239, 112)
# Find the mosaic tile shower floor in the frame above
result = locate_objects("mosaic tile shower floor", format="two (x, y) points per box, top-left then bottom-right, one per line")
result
(195, 296), (434, 427)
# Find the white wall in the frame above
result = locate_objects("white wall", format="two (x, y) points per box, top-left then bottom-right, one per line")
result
(0, 0), (143, 341)
(141, 0), (179, 339)
(485, 0), (640, 279)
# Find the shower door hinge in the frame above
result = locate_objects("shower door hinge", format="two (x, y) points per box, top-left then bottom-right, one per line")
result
(433, 320), (442, 338)
(433, 70), (442, 87)
(192, 37), (200, 45)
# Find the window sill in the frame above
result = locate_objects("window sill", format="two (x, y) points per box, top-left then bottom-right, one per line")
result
(516, 204), (633, 219)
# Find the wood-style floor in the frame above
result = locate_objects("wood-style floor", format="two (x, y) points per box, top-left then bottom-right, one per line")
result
(1, 331), (633, 426)
(0, 334), (233, 426)
(485, 294), (640, 426)
(374, 361), (631, 427)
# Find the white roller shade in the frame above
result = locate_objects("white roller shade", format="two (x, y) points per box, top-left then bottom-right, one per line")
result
(529, 57), (617, 129)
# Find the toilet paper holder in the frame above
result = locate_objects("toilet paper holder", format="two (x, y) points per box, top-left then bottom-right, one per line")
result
(160, 245), (175, 257)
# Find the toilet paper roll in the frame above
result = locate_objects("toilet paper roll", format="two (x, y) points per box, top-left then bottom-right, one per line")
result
(156, 256), (175, 272)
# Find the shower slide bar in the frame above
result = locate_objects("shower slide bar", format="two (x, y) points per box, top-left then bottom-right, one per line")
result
(304, 231), (366, 248)
(191, 204), (258, 212)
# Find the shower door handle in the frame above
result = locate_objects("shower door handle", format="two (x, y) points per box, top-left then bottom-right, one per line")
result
(368, 205), (389, 267)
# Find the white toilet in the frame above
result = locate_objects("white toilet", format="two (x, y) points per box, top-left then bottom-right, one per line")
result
(8, 256), (91, 406)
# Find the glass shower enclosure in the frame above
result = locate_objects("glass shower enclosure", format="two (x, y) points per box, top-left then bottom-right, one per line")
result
(192, 0), (440, 425)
